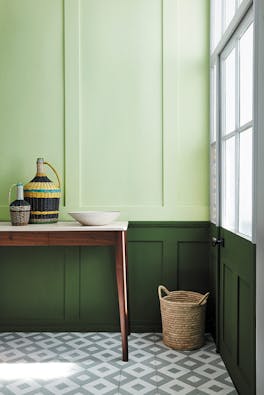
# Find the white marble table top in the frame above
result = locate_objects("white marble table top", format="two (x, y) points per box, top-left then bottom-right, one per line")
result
(0, 221), (128, 232)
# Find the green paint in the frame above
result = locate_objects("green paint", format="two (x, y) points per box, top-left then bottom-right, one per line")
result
(0, 0), (209, 221)
(208, 223), (219, 347)
(219, 228), (256, 395)
(0, 222), (209, 332)
(209, 224), (256, 393)
(0, 0), (65, 215)
(0, 247), (66, 321)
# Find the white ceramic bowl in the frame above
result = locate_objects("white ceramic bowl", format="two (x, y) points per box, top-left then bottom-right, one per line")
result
(68, 211), (120, 226)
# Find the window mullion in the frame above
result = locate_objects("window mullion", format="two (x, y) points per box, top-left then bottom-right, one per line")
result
(220, 55), (225, 229)
(235, 38), (240, 234)
(216, 56), (221, 227)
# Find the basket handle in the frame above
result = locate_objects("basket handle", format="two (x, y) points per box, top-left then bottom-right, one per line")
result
(158, 285), (170, 300)
(198, 292), (210, 305)
(8, 184), (17, 206)
(44, 161), (61, 189)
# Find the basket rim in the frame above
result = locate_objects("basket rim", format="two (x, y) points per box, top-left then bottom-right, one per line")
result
(161, 301), (207, 307)
(161, 290), (208, 306)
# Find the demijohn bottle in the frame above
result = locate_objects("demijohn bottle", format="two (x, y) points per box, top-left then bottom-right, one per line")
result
(24, 158), (61, 224)
(9, 183), (31, 226)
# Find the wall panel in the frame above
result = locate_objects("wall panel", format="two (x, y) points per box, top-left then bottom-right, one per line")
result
(178, 241), (209, 291)
(0, 222), (209, 332)
(0, 0), (209, 221)
(79, 0), (163, 208)
(128, 241), (164, 328)
(0, 0), (65, 217)
(79, 246), (119, 326)
(64, 0), (210, 220)
(0, 247), (66, 321)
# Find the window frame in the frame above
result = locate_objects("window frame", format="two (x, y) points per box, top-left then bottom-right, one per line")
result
(210, 1), (254, 242)
(220, 11), (254, 239)
(211, 0), (253, 57)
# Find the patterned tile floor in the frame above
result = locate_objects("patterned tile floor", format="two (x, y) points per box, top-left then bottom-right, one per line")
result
(0, 332), (237, 395)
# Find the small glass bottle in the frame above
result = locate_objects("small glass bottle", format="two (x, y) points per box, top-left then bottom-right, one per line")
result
(9, 183), (31, 226)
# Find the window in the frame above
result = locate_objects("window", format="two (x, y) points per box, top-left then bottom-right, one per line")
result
(210, 65), (217, 224)
(220, 18), (254, 238)
(210, 1), (254, 240)
(211, 0), (252, 53)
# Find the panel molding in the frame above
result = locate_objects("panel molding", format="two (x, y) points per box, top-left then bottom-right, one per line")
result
(62, 0), (209, 220)
(0, 221), (210, 332)
(78, 0), (165, 209)
(0, 0), (66, 215)
(64, 0), (81, 208)
(0, 0), (209, 221)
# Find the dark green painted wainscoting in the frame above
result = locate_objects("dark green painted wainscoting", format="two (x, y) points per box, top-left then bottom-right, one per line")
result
(0, 222), (210, 332)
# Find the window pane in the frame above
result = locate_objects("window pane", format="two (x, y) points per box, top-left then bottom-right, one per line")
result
(211, 65), (217, 142)
(212, 0), (222, 51)
(210, 144), (217, 223)
(223, 48), (236, 134)
(239, 129), (252, 236)
(239, 24), (253, 126)
(224, 0), (235, 31)
(222, 137), (236, 231)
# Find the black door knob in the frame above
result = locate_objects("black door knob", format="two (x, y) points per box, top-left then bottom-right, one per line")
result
(212, 237), (224, 247)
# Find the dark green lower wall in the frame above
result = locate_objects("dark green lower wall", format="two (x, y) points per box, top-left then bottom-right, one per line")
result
(0, 222), (210, 332)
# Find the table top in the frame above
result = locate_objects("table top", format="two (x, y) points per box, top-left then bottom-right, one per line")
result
(0, 221), (128, 232)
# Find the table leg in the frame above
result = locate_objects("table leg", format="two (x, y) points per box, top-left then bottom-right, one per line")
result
(115, 231), (128, 361)
(124, 231), (130, 336)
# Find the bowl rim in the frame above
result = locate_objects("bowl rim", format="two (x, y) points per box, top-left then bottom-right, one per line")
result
(68, 211), (120, 215)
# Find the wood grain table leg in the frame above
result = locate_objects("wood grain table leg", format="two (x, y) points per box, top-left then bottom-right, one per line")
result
(115, 231), (128, 361)
(124, 231), (130, 336)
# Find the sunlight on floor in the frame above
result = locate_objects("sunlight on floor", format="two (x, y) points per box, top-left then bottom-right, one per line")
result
(0, 362), (76, 380)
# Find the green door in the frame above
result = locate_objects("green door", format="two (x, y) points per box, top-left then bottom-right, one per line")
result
(210, 9), (256, 395)
(208, 223), (219, 350)
(218, 229), (255, 395)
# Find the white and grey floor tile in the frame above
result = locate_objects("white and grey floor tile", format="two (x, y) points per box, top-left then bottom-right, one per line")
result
(0, 332), (237, 394)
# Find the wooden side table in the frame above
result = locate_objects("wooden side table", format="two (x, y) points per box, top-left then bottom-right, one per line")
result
(0, 221), (129, 361)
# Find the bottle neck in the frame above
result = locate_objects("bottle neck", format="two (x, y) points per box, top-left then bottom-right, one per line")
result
(17, 184), (24, 200)
(36, 159), (45, 176)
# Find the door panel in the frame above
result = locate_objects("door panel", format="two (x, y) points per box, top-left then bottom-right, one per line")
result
(213, 10), (256, 394)
(209, 223), (219, 347)
(238, 278), (253, 381)
(219, 228), (255, 395)
(222, 262), (236, 355)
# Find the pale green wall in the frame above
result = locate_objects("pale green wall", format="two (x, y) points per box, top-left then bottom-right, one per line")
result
(0, 0), (209, 221)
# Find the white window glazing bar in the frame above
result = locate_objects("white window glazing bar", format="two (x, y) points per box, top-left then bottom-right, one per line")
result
(215, 56), (221, 227)
(221, 121), (253, 141)
(221, 19), (253, 237)
(211, 0), (253, 65)
(235, 39), (240, 234)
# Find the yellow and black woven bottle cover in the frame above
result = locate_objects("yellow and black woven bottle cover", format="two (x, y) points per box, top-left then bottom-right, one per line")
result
(24, 158), (61, 223)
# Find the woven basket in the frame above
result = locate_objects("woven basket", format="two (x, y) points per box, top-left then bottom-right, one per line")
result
(10, 206), (31, 226)
(158, 285), (209, 350)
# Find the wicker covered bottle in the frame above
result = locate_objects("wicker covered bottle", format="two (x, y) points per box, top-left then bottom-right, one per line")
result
(24, 158), (61, 223)
(9, 183), (31, 226)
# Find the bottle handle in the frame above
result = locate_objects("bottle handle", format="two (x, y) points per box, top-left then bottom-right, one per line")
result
(8, 184), (17, 206)
(44, 162), (61, 189)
